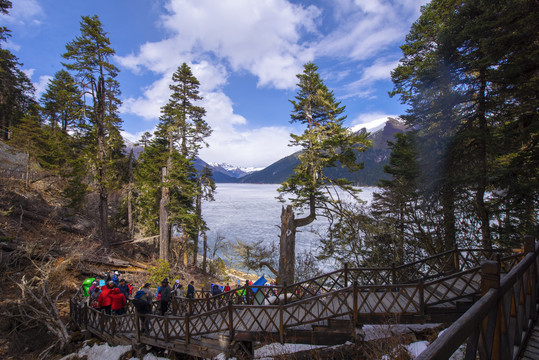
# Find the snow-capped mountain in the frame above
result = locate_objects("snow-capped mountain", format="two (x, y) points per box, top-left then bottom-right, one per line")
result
(239, 117), (408, 185)
(209, 162), (262, 179)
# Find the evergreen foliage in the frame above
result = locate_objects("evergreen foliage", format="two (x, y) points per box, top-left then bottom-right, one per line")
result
(62, 15), (126, 246)
(0, 1), (36, 140)
(385, 0), (538, 252)
(134, 62), (212, 263)
(278, 62), (370, 283)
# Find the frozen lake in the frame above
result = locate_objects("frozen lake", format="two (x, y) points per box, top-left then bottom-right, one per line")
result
(201, 183), (376, 259)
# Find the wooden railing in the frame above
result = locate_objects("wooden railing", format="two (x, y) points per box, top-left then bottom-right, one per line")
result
(169, 248), (521, 316)
(69, 242), (533, 358)
(417, 235), (538, 360)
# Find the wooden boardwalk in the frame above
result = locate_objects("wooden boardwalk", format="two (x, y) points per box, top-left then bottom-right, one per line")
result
(70, 246), (534, 359)
(519, 318), (539, 360)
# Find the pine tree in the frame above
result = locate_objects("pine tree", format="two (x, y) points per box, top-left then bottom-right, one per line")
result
(155, 63), (211, 262)
(277, 62), (370, 284)
(40, 70), (83, 133)
(390, 0), (538, 248)
(0, 0), (35, 140)
(62, 15), (124, 247)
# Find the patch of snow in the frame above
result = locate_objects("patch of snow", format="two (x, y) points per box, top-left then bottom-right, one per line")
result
(255, 343), (326, 358)
(130, 354), (170, 360)
(350, 117), (389, 134)
(407, 340), (429, 357)
(363, 323), (441, 341)
(60, 342), (131, 360)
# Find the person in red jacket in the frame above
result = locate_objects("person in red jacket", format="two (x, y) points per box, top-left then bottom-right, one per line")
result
(98, 281), (114, 314)
(110, 287), (127, 315)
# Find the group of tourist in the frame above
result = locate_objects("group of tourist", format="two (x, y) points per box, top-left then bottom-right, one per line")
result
(85, 271), (199, 318)
(87, 270), (132, 315)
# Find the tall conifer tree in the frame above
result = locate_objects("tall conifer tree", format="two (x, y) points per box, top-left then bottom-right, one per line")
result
(155, 63), (211, 262)
(62, 15), (124, 247)
(278, 62), (370, 284)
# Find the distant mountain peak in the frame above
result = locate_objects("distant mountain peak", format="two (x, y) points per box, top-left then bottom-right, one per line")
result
(350, 116), (405, 134)
(208, 162), (262, 179)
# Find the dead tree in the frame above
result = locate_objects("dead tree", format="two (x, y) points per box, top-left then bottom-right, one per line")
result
(9, 272), (70, 359)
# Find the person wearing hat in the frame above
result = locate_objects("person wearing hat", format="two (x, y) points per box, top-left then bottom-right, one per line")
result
(186, 280), (195, 299)
(132, 290), (151, 333)
(112, 271), (120, 286)
(173, 280), (183, 297)
(141, 282), (153, 304)
(118, 279), (130, 299)
(160, 278), (172, 315)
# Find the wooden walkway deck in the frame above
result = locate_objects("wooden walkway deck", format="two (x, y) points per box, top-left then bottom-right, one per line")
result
(519, 314), (539, 360)
(70, 245), (537, 359)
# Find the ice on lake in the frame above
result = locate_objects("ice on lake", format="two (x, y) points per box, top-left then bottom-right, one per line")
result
(201, 183), (376, 261)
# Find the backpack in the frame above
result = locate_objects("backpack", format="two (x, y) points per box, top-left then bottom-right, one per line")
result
(133, 298), (151, 314)
(89, 292), (100, 309)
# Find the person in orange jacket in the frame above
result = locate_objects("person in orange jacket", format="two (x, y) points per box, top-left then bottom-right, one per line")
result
(110, 287), (127, 315)
(98, 281), (114, 314)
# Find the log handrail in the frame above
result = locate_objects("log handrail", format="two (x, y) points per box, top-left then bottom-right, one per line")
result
(416, 235), (538, 360)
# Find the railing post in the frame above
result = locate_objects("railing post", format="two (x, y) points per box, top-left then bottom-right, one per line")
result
(283, 282), (287, 305)
(344, 263), (349, 288)
(279, 301), (284, 344)
(481, 260), (500, 296)
(524, 235), (535, 255)
(185, 312), (190, 344)
(418, 278), (424, 315)
(164, 315), (169, 343)
(480, 260), (501, 359)
(83, 303), (88, 328)
(100, 310), (105, 333)
(391, 263), (396, 285)
(524, 235), (537, 323)
(453, 245), (460, 272)
(135, 312), (140, 342)
(228, 300), (234, 340)
(352, 281), (358, 329)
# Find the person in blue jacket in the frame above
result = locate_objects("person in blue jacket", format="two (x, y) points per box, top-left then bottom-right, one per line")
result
(112, 271), (120, 286)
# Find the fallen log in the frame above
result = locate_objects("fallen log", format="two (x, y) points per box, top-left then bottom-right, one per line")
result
(82, 256), (147, 270)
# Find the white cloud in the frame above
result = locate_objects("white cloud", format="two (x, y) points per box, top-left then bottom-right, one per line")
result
(1, 0), (44, 26)
(343, 58), (399, 98)
(117, 0), (318, 90)
(316, 0), (428, 61)
(121, 127), (157, 144)
(199, 125), (298, 168)
(32, 75), (53, 99)
(116, 0), (426, 167)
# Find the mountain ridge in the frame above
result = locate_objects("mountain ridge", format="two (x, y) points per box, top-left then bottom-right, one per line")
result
(124, 118), (408, 185)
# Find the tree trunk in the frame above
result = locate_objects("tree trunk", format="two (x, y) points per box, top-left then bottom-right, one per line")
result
(127, 149), (134, 239)
(159, 166), (170, 261)
(441, 184), (456, 253)
(183, 232), (189, 267)
(193, 193), (202, 267)
(202, 232), (207, 274)
(24, 151), (30, 189)
(96, 76), (109, 248)
(476, 69), (491, 249)
(279, 205), (296, 285)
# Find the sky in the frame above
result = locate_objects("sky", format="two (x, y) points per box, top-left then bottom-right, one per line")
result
(2, 0), (428, 168)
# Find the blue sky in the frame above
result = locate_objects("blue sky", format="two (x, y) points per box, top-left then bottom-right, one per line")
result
(2, 0), (427, 168)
